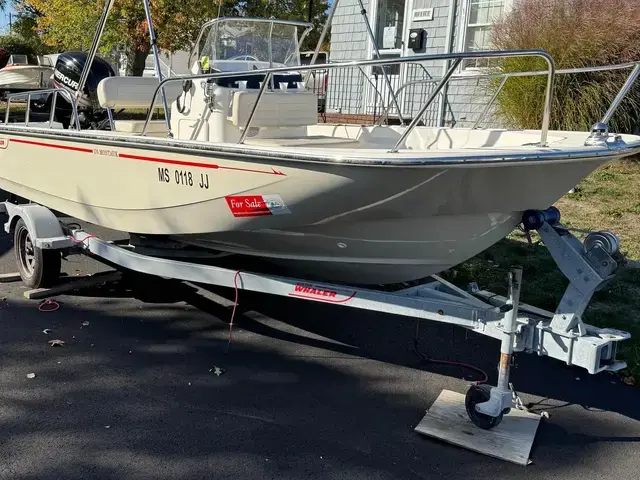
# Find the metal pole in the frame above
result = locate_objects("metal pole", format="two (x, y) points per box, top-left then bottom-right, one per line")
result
(75, 0), (116, 102)
(308, 0), (338, 68)
(268, 21), (275, 90)
(142, 0), (172, 133)
(49, 91), (58, 127)
(472, 75), (509, 129)
(25, 94), (30, 126)
(540, 57), (555, 147)
(496, 267), (522, 392)
(601, 63), (640, 125)
(356, 0), (405, 125)
(238, 73), (272, 144)
(390, 59), (461, 153)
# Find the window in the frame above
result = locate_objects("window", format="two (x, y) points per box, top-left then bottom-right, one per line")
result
(374, 0), (405, 51)
(462, 0), (510, 69)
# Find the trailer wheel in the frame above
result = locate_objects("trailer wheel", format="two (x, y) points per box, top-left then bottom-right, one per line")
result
(465, 384), (503, 430)
(14, 218), (61, 288)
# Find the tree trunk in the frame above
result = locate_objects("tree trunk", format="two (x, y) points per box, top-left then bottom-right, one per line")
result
(124, 45), (150, 76)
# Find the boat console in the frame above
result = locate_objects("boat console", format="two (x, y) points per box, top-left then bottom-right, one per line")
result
(168, 18), (318, 142)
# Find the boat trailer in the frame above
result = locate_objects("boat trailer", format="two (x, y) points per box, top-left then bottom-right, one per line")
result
(0, 201), (630, 463)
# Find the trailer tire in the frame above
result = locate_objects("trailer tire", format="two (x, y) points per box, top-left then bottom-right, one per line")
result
(465, 384), (504, 430)
(14, 218), (61, 289)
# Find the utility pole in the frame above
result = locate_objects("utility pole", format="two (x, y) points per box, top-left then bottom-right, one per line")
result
(9, 12), (12, 35)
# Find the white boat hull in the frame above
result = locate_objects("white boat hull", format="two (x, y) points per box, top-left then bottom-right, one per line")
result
(0, 126), (636, 284)
(0, 66), (52, 89)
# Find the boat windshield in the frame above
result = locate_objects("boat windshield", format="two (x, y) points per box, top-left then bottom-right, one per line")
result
(198, 18), (303, 68)
(8, 55), (29, 65)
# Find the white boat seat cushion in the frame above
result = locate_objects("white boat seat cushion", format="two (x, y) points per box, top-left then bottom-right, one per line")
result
(229, 91), (317, 128)
(97, 76), (183, 109)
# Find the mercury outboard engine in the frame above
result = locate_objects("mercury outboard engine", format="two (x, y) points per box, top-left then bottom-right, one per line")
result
(48, 51), (116, 129)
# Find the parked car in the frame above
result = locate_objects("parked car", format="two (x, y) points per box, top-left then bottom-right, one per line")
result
(299, 51), (329, 113)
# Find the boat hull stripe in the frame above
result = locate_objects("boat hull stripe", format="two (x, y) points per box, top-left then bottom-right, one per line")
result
(9, 137), (286, 176)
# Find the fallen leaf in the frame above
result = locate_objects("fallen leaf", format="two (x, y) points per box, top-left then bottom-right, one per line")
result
(210, 366), (224, 377)
(48, 339), (66, 347)
(81, 321), (90, 327)
(623, 376), (636, 386)
(42, 329), (53, 334)
(26, 373), (36, 379)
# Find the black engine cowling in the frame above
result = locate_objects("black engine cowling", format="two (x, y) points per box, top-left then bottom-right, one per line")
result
(49, 51), (116, 128)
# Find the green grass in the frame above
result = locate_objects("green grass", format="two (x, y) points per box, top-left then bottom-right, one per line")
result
(442, 158), (640, 384)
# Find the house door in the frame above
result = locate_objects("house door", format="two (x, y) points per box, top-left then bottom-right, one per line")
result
(364, 0), (411, 120)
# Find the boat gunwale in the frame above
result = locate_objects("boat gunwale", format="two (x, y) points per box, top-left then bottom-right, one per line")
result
(0, 123), (638, 168)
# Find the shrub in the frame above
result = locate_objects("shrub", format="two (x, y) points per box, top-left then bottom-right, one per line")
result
(491, 0), (640, 133)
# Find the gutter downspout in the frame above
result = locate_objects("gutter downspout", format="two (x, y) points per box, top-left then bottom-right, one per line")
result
(439, 0), (456, 127)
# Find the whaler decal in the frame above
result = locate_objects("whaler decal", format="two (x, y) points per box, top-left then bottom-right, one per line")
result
(225, 195), (291, 217)
(0, 137), (8, 149)
(288, 283), (356, 304)
(8, 138), (287, 176)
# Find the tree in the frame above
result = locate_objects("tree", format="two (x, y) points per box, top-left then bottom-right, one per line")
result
(15, 0), (330, 75)
(7, 2), (52, 54)
(491, 0), (640, 133)
(22, 0), (220, 75)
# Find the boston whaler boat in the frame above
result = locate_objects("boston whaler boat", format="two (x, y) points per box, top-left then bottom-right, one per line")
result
(0, 0), (639, 439)
(1, 11), (638, 285)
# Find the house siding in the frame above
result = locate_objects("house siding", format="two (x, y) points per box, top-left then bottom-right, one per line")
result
(327, 0), (502, 127)
(325, 0), (370, 115)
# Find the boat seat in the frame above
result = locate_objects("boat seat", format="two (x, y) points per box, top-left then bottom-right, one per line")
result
(97, 76), (183, 109)
(229, 90), (318, 128)
(244, 135), (359, 148)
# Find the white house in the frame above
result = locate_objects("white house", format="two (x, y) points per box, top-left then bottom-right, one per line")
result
(326, 0), (513, 126)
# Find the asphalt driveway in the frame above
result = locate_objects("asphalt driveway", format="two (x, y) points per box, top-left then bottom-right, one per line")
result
(0, 216), (638, 479)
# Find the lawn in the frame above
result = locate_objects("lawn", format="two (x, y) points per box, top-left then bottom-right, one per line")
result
(443, 156), (640, 384)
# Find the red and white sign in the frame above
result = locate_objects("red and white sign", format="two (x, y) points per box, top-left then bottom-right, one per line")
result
(288, 283), (356, 304)
(225, 194), (291, 218)
(0, 137), (9, 149)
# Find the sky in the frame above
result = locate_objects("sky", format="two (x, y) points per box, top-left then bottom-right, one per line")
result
(0, 9), (15, 35)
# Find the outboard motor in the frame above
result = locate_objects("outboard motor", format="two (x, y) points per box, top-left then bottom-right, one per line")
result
(48, 52), (116, 129)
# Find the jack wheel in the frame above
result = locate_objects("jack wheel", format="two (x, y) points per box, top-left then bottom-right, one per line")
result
(465, 384), (504, 430)
(14, 218), (61, 289)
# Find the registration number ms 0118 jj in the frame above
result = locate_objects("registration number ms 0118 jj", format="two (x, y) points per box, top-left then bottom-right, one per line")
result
(157, 167), (209, 189)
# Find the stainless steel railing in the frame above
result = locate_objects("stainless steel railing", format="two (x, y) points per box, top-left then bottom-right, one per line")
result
(140, 48), (556, 149)
(4, 88), (81, 130)
(382, 60), (640, 130)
